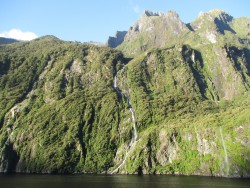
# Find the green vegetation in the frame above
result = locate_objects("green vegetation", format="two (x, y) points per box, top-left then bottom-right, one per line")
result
(0, 36), (132, 173)
(0, 10), (249, 177)
(0, 37), (20, 45)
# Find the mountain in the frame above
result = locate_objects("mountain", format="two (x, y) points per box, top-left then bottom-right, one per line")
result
(113, 9), (249, 56)
(107, 31), (127, 48)
(116, 10), (189, 56)
(0, 10), (249, 177)
(0, 37), (20, 45)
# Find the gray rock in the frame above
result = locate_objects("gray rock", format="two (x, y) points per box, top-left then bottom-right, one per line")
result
(107, 31), (127, 48)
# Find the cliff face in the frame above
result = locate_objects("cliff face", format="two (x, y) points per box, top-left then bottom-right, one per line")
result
(107, 31), (127, 48)
(114, 9), (249, 56)
(113, 122), (250, 177)
(0, 36), (129, 173)
(113, 47), (250, 177)
(116, 10), (189, 56)
(0, 10), (250, 177)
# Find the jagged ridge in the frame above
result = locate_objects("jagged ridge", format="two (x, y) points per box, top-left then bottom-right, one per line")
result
(109, 9), (249, 55)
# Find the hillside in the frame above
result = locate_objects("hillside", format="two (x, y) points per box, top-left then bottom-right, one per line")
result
(0, 37), (20, 45)
(0, 10), (250, 177)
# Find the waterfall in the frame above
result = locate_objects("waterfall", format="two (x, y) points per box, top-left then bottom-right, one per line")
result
(129, 108), (138, 142)
(220, 127), (229, 176)
(111, 68), (138, 174)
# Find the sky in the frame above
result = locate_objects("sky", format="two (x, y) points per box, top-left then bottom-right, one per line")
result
(0, 0), (249, 42)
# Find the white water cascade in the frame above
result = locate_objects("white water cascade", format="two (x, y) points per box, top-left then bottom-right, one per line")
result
(129, 107), (138, 142)
(111, 69), (138, 174)
(220, 126), (229, 176)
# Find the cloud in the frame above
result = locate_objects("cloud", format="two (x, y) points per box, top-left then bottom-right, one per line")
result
(132, 5), (140, 14)
(129, 0), (141, 14)
(0, 29), (38, 41)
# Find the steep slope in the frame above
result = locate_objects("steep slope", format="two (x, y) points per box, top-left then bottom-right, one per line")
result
(0, 36), (134, 173)
(231, 16), (250, 41)
(115, 9), (250, 100)
(185, 9), (248, 48)
(116, 44), (250, 124)
(0, 9), (250, 177)
(189, 9), (235, 43)
(107, 31), (127, 48)
(111, 46), (250, 177)
(117, 10), (189, 56)
(114, 9), (249, 56)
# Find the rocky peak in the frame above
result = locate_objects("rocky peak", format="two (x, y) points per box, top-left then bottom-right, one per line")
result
(198, 9), (233, 20)
(193, 9), (234, 33)
(107, 31), (127, 48)
(142, 10), (180, 19)
(143, 10), (165, 17)
(143, 10), (160, 17)
(114, 9), (248, 55)
(166, 10), (180, 19)
(116, 10), (188, 55)
(209, 9), (233, 21)
(124, 9), (186, 39)
(195, 9), (233, 24)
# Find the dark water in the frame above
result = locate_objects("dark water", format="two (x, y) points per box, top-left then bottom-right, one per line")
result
(0, 174), (249, 188)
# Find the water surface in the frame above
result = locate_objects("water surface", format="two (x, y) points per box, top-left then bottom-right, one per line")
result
(0, 174), (249, 188)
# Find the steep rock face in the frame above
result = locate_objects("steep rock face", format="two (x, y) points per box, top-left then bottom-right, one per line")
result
(111, 46), (250, 177)
(191, 10), (234, 33)
(116, 9), (249, 56)
(117, 10), (189, 56)
(115, 45), (250, 126)
(114, 9), (250, 100)
(188, 10), (236, 45)
(107, 31), (127, 48)
(114, 123), (250, 177)
(194, 45), (250, 100)
(116, 46), (202, 127)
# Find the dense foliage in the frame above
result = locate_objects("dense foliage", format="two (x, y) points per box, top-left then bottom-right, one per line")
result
(0, 36), (132, 173)
(0, 9), (249, 177)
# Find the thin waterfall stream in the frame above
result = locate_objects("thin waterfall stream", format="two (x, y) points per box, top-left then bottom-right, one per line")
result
(220, 126), (229, 176)
(111, 69), (138, 174)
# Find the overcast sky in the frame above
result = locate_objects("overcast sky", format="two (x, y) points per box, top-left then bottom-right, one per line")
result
(0, 0), (249, 42)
